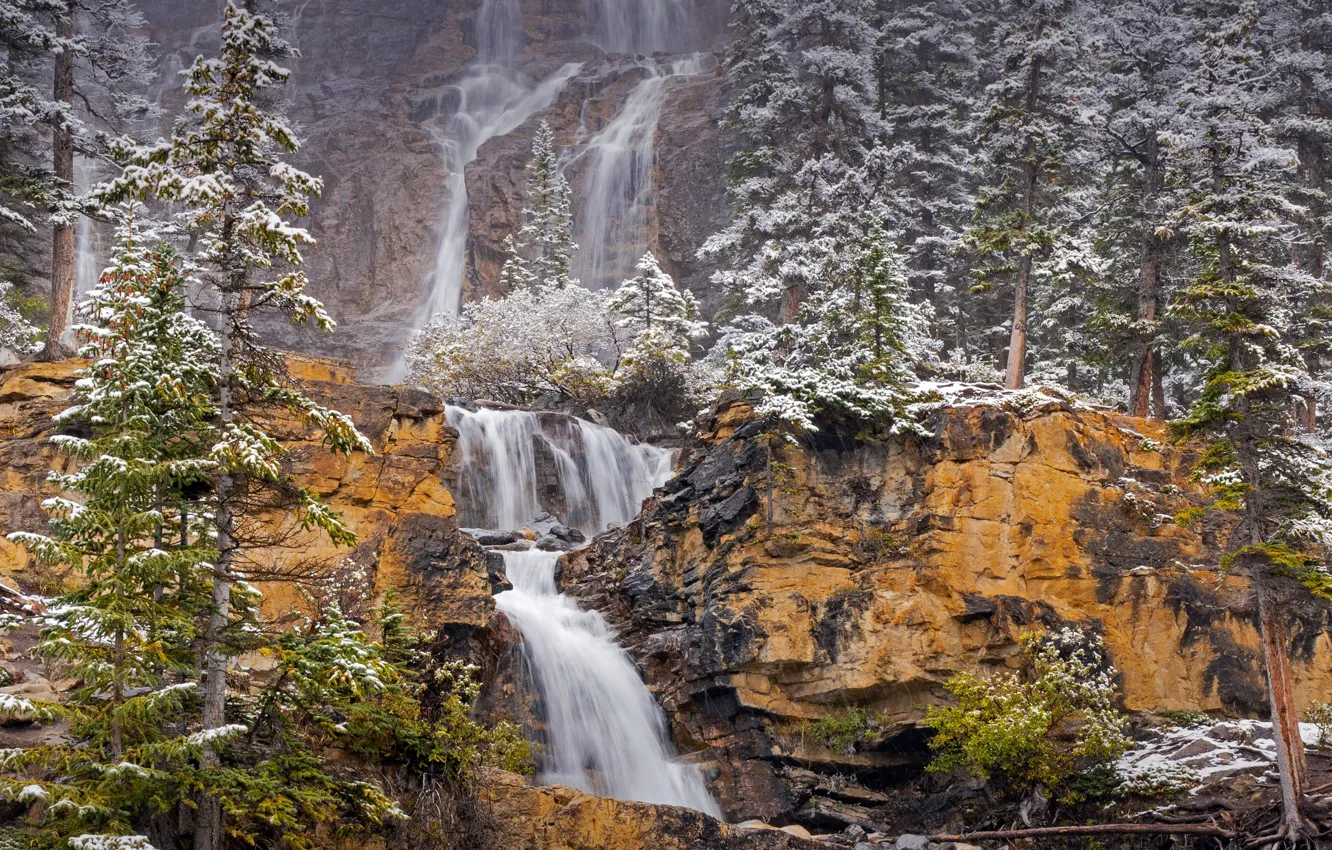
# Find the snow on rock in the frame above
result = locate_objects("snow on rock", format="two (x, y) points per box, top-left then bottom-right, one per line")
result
(1117, 719), (1326, 794)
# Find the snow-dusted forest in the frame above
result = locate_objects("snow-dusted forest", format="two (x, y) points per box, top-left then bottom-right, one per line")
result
(4, 0), (1332, 848)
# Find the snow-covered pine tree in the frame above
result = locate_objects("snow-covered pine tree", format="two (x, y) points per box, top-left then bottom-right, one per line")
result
(1272, 1), (1332, 428)
(92, 5), (372, 848)
(962, 0), (1089, 389)
(20, 0), (158, 359)
(2, 211), (223, 850)
(495, 232), (535, 292)
(609, 251), (706, 366)
(1077, 0), (1192, 415)
(517, 120), (577, 289)
(874, 0), (983, 354)
(1165, 3), (1332, 838)
(0, 0), (57, 305)
(0, 280), (40, 354)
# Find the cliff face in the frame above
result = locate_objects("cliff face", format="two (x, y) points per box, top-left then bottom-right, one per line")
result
(0, 359), (504, 640)
(7, 361), (1332, 837)
(131, 0), (734, 379)
(560, 392), (1332, 824)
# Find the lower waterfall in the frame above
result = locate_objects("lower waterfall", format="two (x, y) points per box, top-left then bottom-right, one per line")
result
(447, 405), (720, 816)
(496, 550), (721, 815)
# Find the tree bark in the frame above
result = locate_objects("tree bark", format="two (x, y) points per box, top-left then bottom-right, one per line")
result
(1130, 134), (1164, 418)
(43, 10), (76, 361)
(1005, 51), (1042, 391)
(1259, 587), (1309, 841)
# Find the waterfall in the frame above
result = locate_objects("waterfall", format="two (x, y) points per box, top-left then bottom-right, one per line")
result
(73, 156), (101, 299)
(572, 55), (708, 290)
(387, 0), (582, 382)
(447, 405), (719, 816)
(585, 0), (691, 54)
(497, 549), (722, 816)
(445, 405), (671, 533)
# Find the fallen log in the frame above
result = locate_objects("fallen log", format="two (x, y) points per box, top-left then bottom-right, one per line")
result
(930, 823), (1234, 842)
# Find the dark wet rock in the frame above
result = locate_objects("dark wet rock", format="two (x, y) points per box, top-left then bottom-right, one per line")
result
(463, 528), (517, 546)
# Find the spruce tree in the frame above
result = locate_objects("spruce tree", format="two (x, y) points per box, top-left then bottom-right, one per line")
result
(517, 120), (577, 289)
(609, 251), (706, 363)
(1166, 2), (1332, 838)
(2, 211), (221, 850)
(92, 5), (372, 847)
(962, 0), (1087, 389)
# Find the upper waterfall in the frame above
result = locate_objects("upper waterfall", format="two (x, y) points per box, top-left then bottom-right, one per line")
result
(445, 405), (672, 534)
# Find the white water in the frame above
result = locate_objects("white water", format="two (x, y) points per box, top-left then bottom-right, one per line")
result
(585, 0), (691, 54)
(446, 405), (672, 533)
(497, 549), (721, 815)
(448, 405), (719, 816)
(572, 54), (707, 290)
(73, 156), (101, 299)
(387, 0), (582, 382)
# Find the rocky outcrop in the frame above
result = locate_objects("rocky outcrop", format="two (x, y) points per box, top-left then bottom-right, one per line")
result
(481, 770), (825, 850)
(0, 358), (505, 642)
(560, 392), (1332, 827)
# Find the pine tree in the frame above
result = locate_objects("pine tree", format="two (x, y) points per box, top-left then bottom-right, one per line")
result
(962, 0), (1088, 389)
(875, 0), (983, 353)
(0, 0), (57, 304)
(517, 120), (577, 289)
(1166, 2), (1332, 838)
(24, 0), (158, 359)
(92, 5), (372, 848)
(2, 211), (223, 850)
(608, 251), (706, 368)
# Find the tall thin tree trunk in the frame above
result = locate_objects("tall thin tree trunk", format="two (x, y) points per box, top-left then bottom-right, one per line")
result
(43, 11), (75, 360)
(1130, 136), (1164, 418)
(1005, 52), (1042, 391)
(1259, 588), (1308, 841)
(197, 222), (242, 850)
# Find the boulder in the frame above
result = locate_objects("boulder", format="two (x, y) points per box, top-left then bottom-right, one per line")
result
(463, 528), (517, 546)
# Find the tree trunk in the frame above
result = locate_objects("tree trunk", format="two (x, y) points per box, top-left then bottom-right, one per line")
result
(1130, 136), (1164, 418)
(196, 217), (243, 850)
(1259, 587), (1308, 841)
(43, 11), (76, 361)
(1005, 52), (1042, 391)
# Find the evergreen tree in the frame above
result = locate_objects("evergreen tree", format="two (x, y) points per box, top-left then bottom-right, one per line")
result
(1080, 0), (1191, 415)
(962, 0), (1089, 389)
(608, 251), (707, 368)
(0, 0), (57, 304)
(874, 0), (982, 353)
(93, 6), (372, 848)
(2, 211), (221, 850)
(1166, 2), (1332, 838)
(18, 0), (158, 359)
(517, 120), (577, 289)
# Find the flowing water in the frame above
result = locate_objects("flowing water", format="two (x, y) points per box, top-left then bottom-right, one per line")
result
(446, 405), (720, 816)
(585, 0), (691, 54)
(387, 0), (582, 381)
(445, 405), (672, 532)
(572, 54), (708, 290)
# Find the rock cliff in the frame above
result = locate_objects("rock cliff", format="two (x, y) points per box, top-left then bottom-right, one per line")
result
(7, 361), (1332, 840)
(559, 391), (1332, 827)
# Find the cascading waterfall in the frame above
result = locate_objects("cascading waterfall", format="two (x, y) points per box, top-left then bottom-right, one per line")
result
(445, 405), (719, 816)
(498, 549), (722, 815)
(585, 0), (690, 54)
(387, 0), (582, 381)
(572, 54), (708, 290)
(446, 405), (672, 532)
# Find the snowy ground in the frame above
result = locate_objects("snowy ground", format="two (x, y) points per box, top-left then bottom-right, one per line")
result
(1116, 718), (1326, 796)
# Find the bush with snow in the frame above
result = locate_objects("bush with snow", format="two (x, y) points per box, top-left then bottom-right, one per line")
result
(925, 626), (1131, 802)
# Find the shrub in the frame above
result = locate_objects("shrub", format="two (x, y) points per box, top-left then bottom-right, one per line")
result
(1306, 701), (1332, 749)
(924, 626), (1130, 802)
